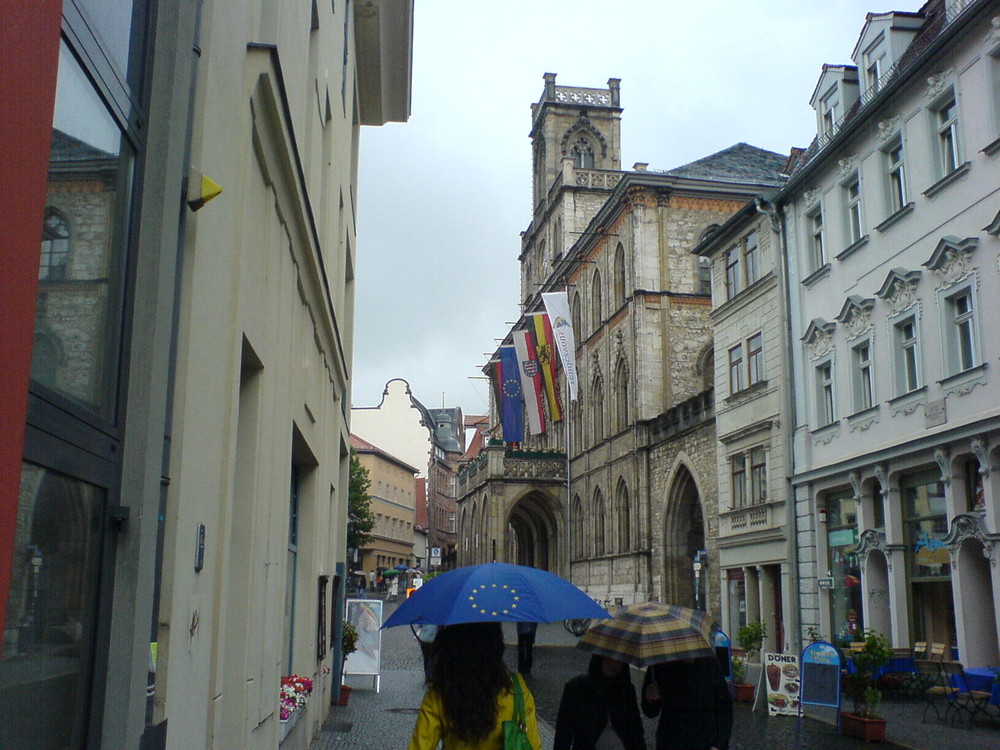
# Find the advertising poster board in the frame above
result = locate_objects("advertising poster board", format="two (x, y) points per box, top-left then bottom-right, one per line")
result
(763, 652), (800, 716)
(798, 641), (842, 734)
(344, 599), (383, 686)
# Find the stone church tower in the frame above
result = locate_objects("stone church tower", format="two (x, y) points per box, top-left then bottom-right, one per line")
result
(458, 74), (787, 617)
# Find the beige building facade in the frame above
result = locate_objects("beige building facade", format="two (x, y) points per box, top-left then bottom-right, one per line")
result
(351, 434), (418, 577)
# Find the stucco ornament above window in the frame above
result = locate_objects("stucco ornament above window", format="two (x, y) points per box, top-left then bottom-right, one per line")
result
(922, 236), (978, 289)
(836, 296), (875, 339)
(802, 188), (820, 208)
(924, 68), (954, 98)
(988, 16), (1000, 46)
(876, 268), (922, 317)
(836, 154), (858, 179)
(875, 116), (901, 143)
(943, 511), (998, 566)
(801, 319), (837, 361)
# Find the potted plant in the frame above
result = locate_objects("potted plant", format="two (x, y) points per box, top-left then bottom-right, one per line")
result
(730, 656), (754, 702)
(841, 629), (893, 742)
(337, 621), (359, 705)
(737, 620), (766, 661)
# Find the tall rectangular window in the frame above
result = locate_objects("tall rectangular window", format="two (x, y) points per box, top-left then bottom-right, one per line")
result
(809, 208), (825, 271)
(725, 247), (742, 299)
(698, 256), (712, 296)
(853, 342), (874, 411)
(749, 447), (767, 504)
(816, 361), (835, 425)
(747, 332), (764, 385)
(821, 90), (840, 134)
(935, 95), (960, 175)
(743, 231), (760, 286)
(885, 139), (907, 213)
(949, 290), (977, 372)
(844, 174), (863, 244)
(728, 343), (744, 394)
(731, 454), (747, 508)
(894, 317), (920, 394)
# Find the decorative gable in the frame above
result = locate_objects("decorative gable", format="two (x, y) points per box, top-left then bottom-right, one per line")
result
(836, 296), (875, 339)
(922, 236), (977, 289)
(876, 268), (921, 316)
(801, 319), (836, 360)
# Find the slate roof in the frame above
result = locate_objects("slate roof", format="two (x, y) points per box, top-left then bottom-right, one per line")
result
(663, 142), (788, 185)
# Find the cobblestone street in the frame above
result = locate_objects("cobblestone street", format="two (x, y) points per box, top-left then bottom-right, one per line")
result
(314, 605), (1000, 749)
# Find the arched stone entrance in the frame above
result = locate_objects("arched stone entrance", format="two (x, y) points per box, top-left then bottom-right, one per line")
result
(662, 464), (705, 608)
(507, 491), (561, 573)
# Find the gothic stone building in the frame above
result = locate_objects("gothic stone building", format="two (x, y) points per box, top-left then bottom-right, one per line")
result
(457, 75), (786, 616)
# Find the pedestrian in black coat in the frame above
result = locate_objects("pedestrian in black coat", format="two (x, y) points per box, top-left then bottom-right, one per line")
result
(554, 655), (646, 750)
(641, 656), (732, 750)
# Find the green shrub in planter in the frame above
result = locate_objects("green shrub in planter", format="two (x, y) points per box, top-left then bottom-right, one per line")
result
(342, 621), (359, 657)
(737, 620), (766, 660)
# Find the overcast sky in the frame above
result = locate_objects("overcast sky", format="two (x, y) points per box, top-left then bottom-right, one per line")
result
(352, 0), (924, 419)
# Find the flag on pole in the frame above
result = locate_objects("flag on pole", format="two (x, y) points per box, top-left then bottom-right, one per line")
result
(541, 291), (579, 401)
(513, 329), (546, 435)
(531, 312), (562, 422)
(498, 346), (524, 443)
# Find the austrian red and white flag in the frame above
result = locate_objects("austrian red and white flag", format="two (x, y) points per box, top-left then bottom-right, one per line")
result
(513, 329), (546, 435)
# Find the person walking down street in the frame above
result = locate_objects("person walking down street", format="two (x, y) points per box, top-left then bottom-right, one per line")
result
(369, 569), (376, 592)
(641, 656), (732, 750)
(408, 622), (541, 750)
(554, 655), (646, 750)
(516, 621), (538, 677)
(357, 575), (366, 597)
(388, 577), (399, 602)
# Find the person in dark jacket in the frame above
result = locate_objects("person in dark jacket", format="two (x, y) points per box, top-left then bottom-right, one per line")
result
(641, 656), (732, 750)
(516, 621), (539, 676)
(554, 655), (646, 750)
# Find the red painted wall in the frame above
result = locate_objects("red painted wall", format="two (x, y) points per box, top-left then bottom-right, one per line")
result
(0, 0), (63, 653)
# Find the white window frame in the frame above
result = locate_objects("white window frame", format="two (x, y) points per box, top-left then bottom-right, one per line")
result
(747, 332), (764, 386)
(743, 230), (760, 287)
(882, 136), (907, 214)
(940, 282), (979, 375)
(851, 338), (875, 412)
(815, 358), (836, 426)
(892, 314), (921, 396)
(932, 91), (961, 177)
(749, 446), (767, 505)
(730, 454), (747, 509)
(843, 172), (863, 245)
(807, 206), (825, 271)
(728, 343), (745, 394)
(821, 88), (840, 135)
(725, 245), (742, 299)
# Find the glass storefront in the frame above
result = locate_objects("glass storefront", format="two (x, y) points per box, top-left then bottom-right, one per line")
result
(902, 470), (955, 646)
(826, 491), (863, 645)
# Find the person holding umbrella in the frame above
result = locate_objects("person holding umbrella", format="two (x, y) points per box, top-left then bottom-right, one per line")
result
(577, 602), (731, 750)
(408, 622), (541, 750)
(554, 654), (646, 750)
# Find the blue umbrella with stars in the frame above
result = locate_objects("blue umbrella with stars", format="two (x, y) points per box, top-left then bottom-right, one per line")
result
(381, 562), (610, 628)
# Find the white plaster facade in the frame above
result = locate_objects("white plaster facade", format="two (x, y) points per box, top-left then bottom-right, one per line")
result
(781, 0), (1000, 665)
(695, 200), (797, 655)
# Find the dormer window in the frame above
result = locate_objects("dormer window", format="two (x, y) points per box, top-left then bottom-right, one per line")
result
(821, 89), (841, 134)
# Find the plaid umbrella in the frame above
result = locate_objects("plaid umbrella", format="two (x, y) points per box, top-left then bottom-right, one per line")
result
(577, 602), (717, 668)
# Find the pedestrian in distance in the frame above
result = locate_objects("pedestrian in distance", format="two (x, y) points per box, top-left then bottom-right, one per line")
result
(357, 575), (366, 597)
(641, 656), (732, 750)
(516, 621), (538, 677)
(408, 622), (541, 750)
(554, 654), (646, 750)
(388, 576), (399, 602)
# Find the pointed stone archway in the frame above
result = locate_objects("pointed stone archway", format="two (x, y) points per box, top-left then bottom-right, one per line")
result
(506, 490), (562, 573)
(661, 464), (705, 608)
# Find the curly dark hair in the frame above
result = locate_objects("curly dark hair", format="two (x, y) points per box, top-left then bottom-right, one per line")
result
(429, 622), (512, 743)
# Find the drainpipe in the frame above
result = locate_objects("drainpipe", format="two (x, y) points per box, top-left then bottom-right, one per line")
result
(755, 196), (801, 654)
